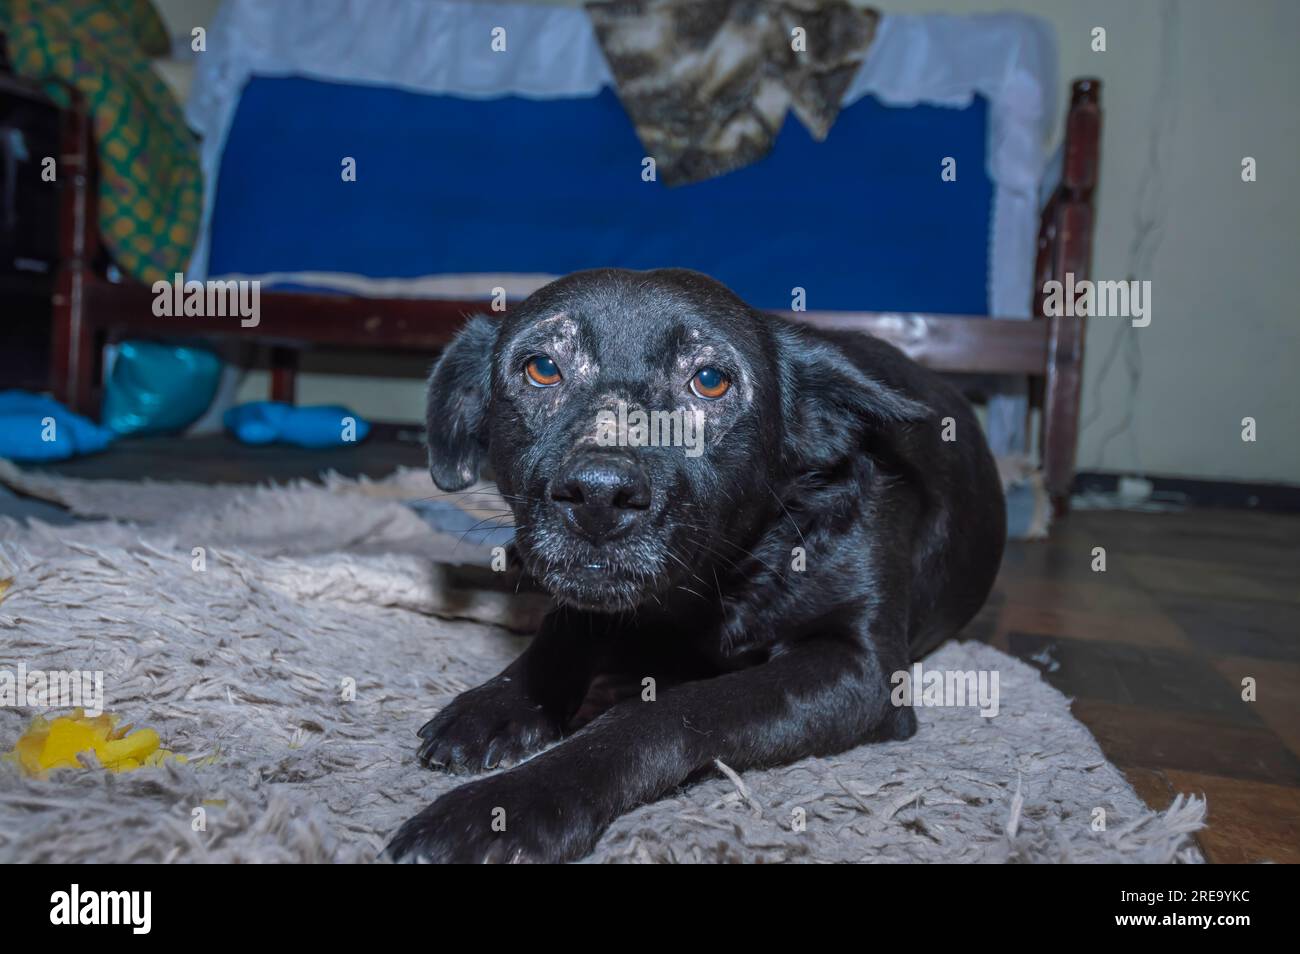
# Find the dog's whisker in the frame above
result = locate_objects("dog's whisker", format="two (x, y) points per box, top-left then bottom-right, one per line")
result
(412, 488), (537, 506)
(449, 514), (518, 553)
(764, 478), (808, 549)
(669, 521), (783, 578)
(662, 547), (713, 592)
(672, 583), (707, 602)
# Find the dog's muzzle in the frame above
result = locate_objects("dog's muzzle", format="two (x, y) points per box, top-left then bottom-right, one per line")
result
(549, 450), (651, 543)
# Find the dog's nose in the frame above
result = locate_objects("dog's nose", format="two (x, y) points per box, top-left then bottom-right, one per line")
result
(550, 451), (651, 541)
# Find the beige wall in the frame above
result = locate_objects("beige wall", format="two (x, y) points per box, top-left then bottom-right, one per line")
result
(155, 0), (1300, 484)
(891, 0), (1300, 485)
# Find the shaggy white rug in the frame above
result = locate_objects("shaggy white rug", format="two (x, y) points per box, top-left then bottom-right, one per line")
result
(0, 460), (1205, 863)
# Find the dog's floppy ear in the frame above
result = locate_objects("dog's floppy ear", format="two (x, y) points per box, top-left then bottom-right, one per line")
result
(426, 315), (498, 491)
(776, 325), (933, 473)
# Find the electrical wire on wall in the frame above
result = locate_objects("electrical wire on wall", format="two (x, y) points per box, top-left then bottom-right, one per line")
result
(1078, 0), (1180, 484)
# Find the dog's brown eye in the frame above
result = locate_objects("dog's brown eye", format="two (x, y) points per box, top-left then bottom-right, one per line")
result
(690, 367), (730, 400)
(525, 355), (562, 387)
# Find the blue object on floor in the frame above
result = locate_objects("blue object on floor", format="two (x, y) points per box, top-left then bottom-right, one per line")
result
(223, 402), (372, 448)
(0, 390), (115, 462)
(103, 341), (224, 436)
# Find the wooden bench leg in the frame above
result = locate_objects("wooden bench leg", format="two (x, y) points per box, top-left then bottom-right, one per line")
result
(1042, 310), (1085, 516)
(50, 86), (101, 419)
(50, 266), (81, 408)
(50, 278), (104, 421)
(270, 346), (298, 404)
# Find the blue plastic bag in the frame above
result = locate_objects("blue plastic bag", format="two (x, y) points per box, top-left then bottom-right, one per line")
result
(102, 341), (223, 436)
(0, 390), (115, 462)
(223, 402), (371, 449)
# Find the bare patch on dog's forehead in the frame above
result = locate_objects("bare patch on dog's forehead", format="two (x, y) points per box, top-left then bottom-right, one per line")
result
(533, 311), (579, 350)
(517, 312), (600, 379)
(674, 343), (721, 374)
(573, 391), (644, 446)
(533, 311), (575, 333)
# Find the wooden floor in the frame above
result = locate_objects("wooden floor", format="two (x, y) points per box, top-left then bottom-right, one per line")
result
(23, 433), (1300, 863)
(970, 506), (1300, 863)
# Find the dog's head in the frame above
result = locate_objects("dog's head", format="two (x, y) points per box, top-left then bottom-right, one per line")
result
(425, 268), (928, 612)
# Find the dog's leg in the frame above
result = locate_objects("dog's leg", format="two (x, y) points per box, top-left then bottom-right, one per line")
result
(415, 613), (594, 774)
(388, 625), (912, 862)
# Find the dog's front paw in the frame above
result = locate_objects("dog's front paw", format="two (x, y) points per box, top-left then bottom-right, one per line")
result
(416, 678), (561, 774)
(384, 769), (600, 864)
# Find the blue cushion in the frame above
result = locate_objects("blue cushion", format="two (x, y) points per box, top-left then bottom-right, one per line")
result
(210, 77), (992, 314)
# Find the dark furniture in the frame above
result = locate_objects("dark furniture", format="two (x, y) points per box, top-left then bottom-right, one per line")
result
(42, 76), (1101, 514)
(0, 70), (62, 391)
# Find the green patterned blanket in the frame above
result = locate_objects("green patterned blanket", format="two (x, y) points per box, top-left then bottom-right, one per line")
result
(0, 0), (201, 282)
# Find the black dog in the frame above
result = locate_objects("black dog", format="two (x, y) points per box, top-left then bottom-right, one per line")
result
(387, 268), (1004, 862)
